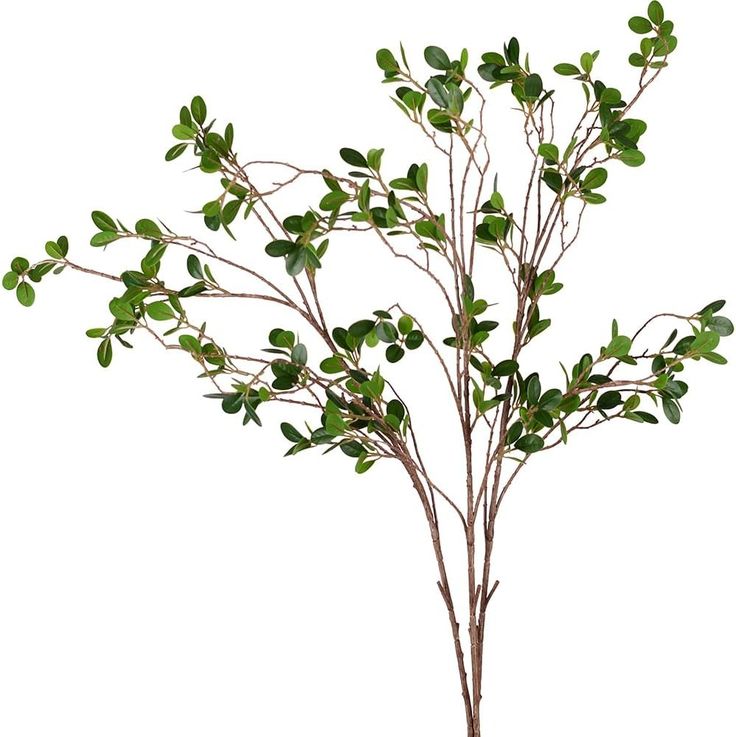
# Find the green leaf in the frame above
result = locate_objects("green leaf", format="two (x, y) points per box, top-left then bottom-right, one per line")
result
(172, 124), (196, 140)
(647, 1), (664, 25)
(526, 373), (541, 405)
(606, 335), (632, 358)
(11, 257), (29, 274)
(628, 16), (652, 33)
(524, 73), (543, 99)
(339, 148), (368, 168)
(146, 301), (176, 321)
(186, 254), (204, 280)
(629, 53), (647, 67)
(690, 330), (720, 354)
(292, 343), (308, 365)
(538, 143), (559, 161)
(708, 316), (734, 337)
(662, 397), (680, 424)
(2, 271), (19, 290)
(581, 167), (608, 190)
(376, 48), (399, 72)
(424, 45), (452, 70)
(16, 282), (35, 307)
(281, 422), (304, 443)
(405, 330), (424, 350)
(90, 231), (121, 247)
(135, 219), (162, 238)
(619, 149), (646, 167)
(515, 434), (544, 453)
(165, 142), (188, 161)
(398, 315), (413, 334)
(386, 344), (405, 363)
(191, 96), (207, 125)
(376, 321), (399, 343)
(91, 211), (117, 231)
(320, 356), (345, 374)
(44, 240), (63, 259)
(109, 298), (135, 322)
(265, 240), (295, 257)
(598, 390), (622, 410)
(178, 334), (202, 353)
(285, 248), (307, 276)
(554, 63), (581, 76)
(348, 319), (375, 338)
(426, 78), (450, 108)
(492, 359), (518, 377)
(319, 190), (350, 211)
(97, 338), (113, 368)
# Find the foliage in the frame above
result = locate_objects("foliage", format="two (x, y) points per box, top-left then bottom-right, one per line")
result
(3, 3), (729, 734)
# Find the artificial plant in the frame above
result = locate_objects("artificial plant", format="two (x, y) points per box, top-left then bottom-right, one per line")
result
(3, 3), (731, 735)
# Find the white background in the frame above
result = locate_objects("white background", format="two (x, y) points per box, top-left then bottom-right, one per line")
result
(1, 1), (734, 735)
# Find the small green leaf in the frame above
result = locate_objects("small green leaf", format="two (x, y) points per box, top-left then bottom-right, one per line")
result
(172, 124), (196, 140)
(492, 359), (518, 377)
(178, 335), (202, 353)
(662, 397), (680, 424)
(376, 48), (399, 72)
(524, 73), (543, 99)
(281, 422), (304, 443)
(386, 344), (405, 363)
(10, 257), (29, 274)
(16, 282), (35, 307)
(191, 96), (207, 125)
(285, 248), (307, 276)
(405, 330), (424, 350)
(398, 315), (414, 334)
(165, 143), (188, 161)
(708, 316), (734, 337)
(292, 343), (308, 365)
(265, 240), (295, 258)
(628, 16), (652, 33)
(146, 301), (176, 321)
(339, 148), (368, 168)
(91, 211), (117, 231)
(424, 45), (452, 70)
(348, 319), (376, 338)
(187, 254), (204, 279)
(538, 143), (559, 161)
(90, 232), (121, 247)
(606, 335), (632, 358)
(554, 63), (581, 76)
(619, 149), (646, 167)
(135, 219), (162, 238)
(97, 338), (113, 368)
(515, 434), (544, 453)
(647, 1), (664, 25)
(581, 167), (608, 190)
(2, 271), (19, 290)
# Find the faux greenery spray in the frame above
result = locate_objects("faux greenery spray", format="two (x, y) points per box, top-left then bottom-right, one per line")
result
(3, 3), (732, 734)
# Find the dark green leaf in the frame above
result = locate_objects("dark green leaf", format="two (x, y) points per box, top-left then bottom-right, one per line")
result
(281, 422), (304, 443)
(424, 45), (452, 70)
(515, 434), (544, 453)
(662, 397), (680, 424)
(97, 338), (113, 368)
(492, 359), (518, 377)
(339, 148), (368, 168)
(191, 96), (207, 125)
